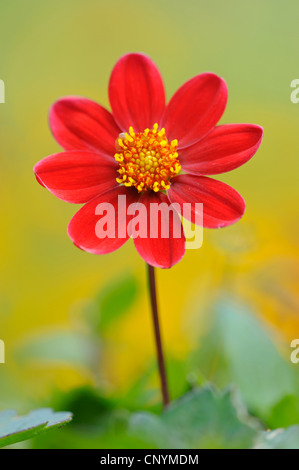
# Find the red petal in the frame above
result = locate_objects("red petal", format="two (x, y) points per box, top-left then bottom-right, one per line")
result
(161, 73), (228, 149)
(49, 96), (121, 155)
(109, 53), (165, 132)
(179, 124), (263, 175)
(132, 191), (185, 268)
(68, 186), (137, 254)
(34, 151), (118, 203)
(167, 174), (245, 228)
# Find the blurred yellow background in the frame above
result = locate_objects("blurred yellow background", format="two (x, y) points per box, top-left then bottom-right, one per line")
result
(0, 0), (299, 410)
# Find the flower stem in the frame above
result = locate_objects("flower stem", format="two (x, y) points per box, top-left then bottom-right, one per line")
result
(147, 263), (170, 408)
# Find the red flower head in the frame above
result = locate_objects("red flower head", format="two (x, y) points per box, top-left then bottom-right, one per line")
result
(34, 53), (263, 268)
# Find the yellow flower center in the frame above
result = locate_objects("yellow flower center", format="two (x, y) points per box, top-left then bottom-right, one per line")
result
(114, 123), (181, 192)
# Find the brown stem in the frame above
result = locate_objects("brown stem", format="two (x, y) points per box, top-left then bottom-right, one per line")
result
(147, 263), (170, 408)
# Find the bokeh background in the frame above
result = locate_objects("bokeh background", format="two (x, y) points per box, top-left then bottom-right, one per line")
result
(1, 0), (299, 448)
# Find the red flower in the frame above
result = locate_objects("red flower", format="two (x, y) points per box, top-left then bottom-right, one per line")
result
(34, 53), (263, 269)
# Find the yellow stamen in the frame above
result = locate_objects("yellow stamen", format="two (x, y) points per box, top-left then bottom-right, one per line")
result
(114, 123), (180, 193)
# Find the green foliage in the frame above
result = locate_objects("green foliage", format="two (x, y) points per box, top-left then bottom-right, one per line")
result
(255, 427), (299, 449)
(129, 386), (259, 449)
(30, 384), (299, 449)
(15, 331), (96, 368)
(58, 387), (115, 426)
(31, 387), (151, 449)
(31, 385), (259, 449)
(11, 285), (299, 449)
(86, 273), (139, 332)
(192, 298), (299, 424)
(0, 408), (72, 448)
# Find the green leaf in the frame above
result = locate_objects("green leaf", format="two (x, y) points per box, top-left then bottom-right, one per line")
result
(88, 273), (139, 332)
(120, 357), (195, 411)
(52, 386), (115, 426)
(218, 301), (295, 412)
(267, 395), (299, 428)
(129, 386), (259, 449)
(14, 331), (97, 368)
(193, 298), (297, 421)
(0, 408), (72, 448)
(255, 426), (299, 449)
(99, 274), (139, 329)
